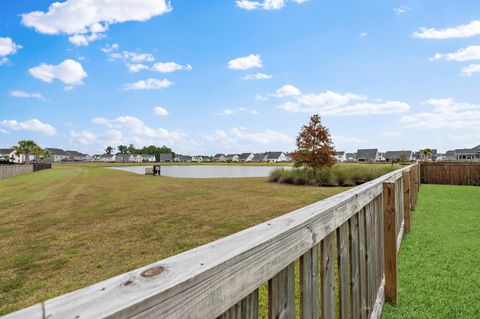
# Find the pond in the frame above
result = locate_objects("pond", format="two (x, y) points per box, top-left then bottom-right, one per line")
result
(107, 165), (291, 178)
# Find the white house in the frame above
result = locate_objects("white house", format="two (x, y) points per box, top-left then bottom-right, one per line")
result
(191, 156), (204, 162)
(46, 148), (69, 162)
(142, 154), (157, 162)
(213, 154), (226, 162)
(266, 152), (287, 163)
(66, 150), (92, 162)
(116, 154), (135, 163)
(238, 153), (254, 162)
(134, 154), (144, 163)
(335, 151), (347, 162)
(98, 154), (116, 162)
(225, 154), (239, 162)
(0, 148), (24, 163)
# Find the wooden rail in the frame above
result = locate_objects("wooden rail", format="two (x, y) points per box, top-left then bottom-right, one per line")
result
(421, 162), (480, 186)
(3, 164), (420, 319)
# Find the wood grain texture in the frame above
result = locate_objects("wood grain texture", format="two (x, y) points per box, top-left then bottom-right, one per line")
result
(402, 171), (411, 233)
(364, 201), (374, 317)
(383, 182), (397, 305)
(218, 290), (258, 319)
(321, 232), (335, 319)
(4, 165), (416, 319)
(300, 246), (319, 319)
(336, 222), (350, 319)
(348, 214), (360, 319)
(269, 264), (295, 319)
(358, 208), (368, 319)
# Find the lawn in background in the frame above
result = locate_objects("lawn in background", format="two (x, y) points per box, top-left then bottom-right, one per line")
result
(382, 184), (480, 318)
(0, 164), (346, 315)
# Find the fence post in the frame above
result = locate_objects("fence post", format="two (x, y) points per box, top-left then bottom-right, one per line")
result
(410, 165), (417, 211)
(383, 181), (397, 305)
(402, 171), (411, 234)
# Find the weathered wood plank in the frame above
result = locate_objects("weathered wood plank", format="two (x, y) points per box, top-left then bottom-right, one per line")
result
(0, 304), (43, 319)
(348, 214), (360, 319)
(218, 290), (258, 319)
(269, 263), (295, 319)
(370, 276), (385, 319)
(402, 171), (411, 233)
(336, 222), (350, 319)
(300, 246), (319, 319)
(358, 208), (367, 319)
(321, 232), (335, 319)
(364, 201), (374, 317)
(383, 182), (397, 305)
(5, 165), (416, 319)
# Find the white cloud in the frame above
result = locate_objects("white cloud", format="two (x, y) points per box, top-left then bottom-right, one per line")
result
(236, 0), (306, 10)
(272, 84), (301, 97)
(122, 78), (173, 91)
(276, 88), (410, 115)
(103, 44), (155, 63)
(218, 107), (258, 116)
(431, 45), (480, 62)
(29, 59), (87, 87)
(153, 106), (169, 116)
(462, 64), (480, 76)
(228, 54), (262, 70)
(21, 0), (172, 46)
(413, 20), (480, 39)
(360, 32), (368, 38)
(0, 119), (56, 135)
(70, 129), (97, 144)
(242, 73), (272, 80)
(90, 115), (185, 147)
(394, 5), (410, 15)
(0, 37), (22, 65)
(10, 90), (45, 101)
(401, 98), (480, 131)
(151, 62), (192, 73)
(255, 93), (268, 101)
(205, 127), (292, 146)
(127, 63), (149, 73)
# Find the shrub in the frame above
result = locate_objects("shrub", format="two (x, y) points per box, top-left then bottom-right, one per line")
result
(269, 163), (401, 187)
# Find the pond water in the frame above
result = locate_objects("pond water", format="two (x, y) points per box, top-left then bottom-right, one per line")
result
(107, 165), (291, 178)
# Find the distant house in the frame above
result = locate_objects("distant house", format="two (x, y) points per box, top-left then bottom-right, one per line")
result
(445, 150), (456, 161)
(0, 148), (23, 163)
(176, 155), (192, 162)
(65, 150), (92, 162)
(252, 153), (268, 162)
(133, 154), (144, 163)
(159, 153), (172, 162)
(356, 149), (378, 163)
(454, 146), (480, 161)
(284, 153), (293, 162)
(346, 153), (357, 162)
(46, 148), (69, 162)
(238, 153), (254, 162)
(92, 154), (102, 161)
(225, 154), (239, 162)
(98, 154), (116, 162)
(335, 151), (347, 162)
(191, 156), (204, 162)
(142, 154), (157, 162)
(213, 154), (226, 162)
(115, 154), (135, 163)
(385, 151), (413, 162)
(377, 152), (386, 162)
(266, 152), (287, 163)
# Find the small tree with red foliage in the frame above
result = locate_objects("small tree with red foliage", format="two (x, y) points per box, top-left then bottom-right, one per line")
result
(292, 114), (336, 174)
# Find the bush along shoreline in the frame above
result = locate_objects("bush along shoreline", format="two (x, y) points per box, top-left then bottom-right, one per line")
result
(269, 164), (402, 187)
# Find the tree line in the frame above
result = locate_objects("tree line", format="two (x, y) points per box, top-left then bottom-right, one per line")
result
(2, 140), (51, 164)
(104, 144), (175, 162)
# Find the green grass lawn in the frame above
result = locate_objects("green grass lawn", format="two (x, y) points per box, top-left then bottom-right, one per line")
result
(382, 184), (480, 318)
(0, 164), (346, 315)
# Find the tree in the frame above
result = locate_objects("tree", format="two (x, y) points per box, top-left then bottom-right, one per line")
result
(13, 140), (38, 164)
(41, 149), (51, 162)
(127, 144), (136, 154)
(32, 145), (43, 162)
(117, 145), (128, 154)
(420, 148), (432, 161)
(105, 146), (114, 155)
(292, 114), (336, 174)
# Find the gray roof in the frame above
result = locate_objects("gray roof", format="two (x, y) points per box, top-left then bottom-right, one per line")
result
(335, 151), (345, 156)
(474, 144), (480, 150)
(385, 150), (412, 160)
(252, 153), (267, 161)
(214, 153), (225, 158)
(100, 154), (115, 158)
(346, 153), (356, 159)
(46, 148), (68, 155)
(266, 152), (284, 160)
(454, 148), (479, 155)
(356, 149), (378, 160)
(66, 150), (87, 157)
(142, 154), (156, 158)
(445, 150), (455, 155)
(159, 153), (172, 160)
(177, 155), (192, 161)
(0, 148), (14, 155)
(238, 153), (253, 160)
(116, 154), (133, 160)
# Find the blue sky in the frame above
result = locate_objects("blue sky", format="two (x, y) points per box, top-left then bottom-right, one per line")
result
(1, 0), (480, 155)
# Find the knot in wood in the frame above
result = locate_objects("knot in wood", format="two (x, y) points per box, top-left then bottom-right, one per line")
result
(140, 266), (164, 278)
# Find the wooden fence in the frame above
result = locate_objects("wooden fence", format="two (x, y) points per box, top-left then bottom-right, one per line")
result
(3, 164), (420, 319)
(0, 163), (51, 179)
(421, 162), (480, 186)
